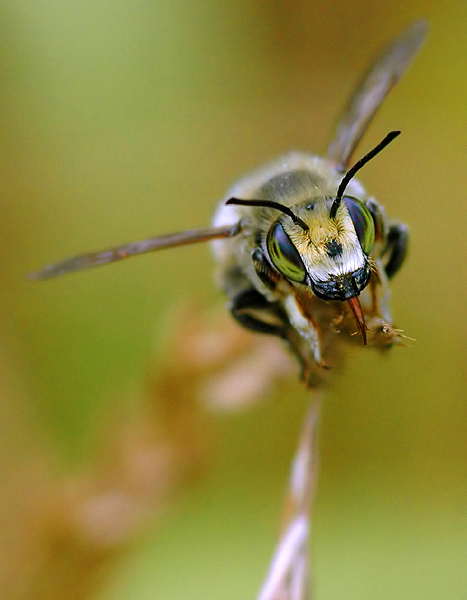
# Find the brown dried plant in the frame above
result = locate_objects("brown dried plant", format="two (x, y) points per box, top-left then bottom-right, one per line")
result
(0, 308), (303, 600)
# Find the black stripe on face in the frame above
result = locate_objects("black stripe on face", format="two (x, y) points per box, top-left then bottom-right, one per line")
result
(325, 239), (343, 258)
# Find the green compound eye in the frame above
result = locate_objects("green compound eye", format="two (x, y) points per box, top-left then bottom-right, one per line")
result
(343, 196), (375, 255)
(266, 221), (307, 283)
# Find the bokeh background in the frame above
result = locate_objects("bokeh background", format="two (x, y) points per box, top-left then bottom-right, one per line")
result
(0, 1), (465, 599)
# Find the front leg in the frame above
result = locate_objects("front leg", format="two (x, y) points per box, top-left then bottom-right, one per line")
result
(282, 294), (323, 368)
(230, 288), (287, 338)
(383, 222), (409, 278)
(231, 287), (327, 386)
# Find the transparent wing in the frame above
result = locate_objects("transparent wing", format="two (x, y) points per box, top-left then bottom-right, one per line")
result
(30, 223), (240, 280)
(327, 20), (427, 171)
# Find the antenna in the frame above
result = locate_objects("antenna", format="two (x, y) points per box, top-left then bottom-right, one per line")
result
(226, 198), (309, 231)
(330, 130), (401, 219)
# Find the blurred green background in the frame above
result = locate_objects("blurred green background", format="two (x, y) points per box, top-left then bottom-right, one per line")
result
(0, 1), (465, 599)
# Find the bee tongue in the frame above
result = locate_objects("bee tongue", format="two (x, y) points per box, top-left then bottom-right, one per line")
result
(347, 296), (367, 345)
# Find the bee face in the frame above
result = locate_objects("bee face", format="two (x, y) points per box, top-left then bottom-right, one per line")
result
(265, 193), (375, 301)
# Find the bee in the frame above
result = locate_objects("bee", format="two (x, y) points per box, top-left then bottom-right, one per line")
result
(31, 21), (427, 386)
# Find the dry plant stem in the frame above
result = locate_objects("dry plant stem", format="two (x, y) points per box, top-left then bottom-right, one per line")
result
(0, 308), (297, 599)
(257, 392), (322, 600)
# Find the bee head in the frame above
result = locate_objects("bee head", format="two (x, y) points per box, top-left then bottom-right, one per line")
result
(226, 132), (400, 345)
(264, 196), (374, 301)
(227, 130), (399, 302)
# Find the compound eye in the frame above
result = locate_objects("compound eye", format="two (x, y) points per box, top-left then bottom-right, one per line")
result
(343, 196), (375, 255)
(266, 221), (306, 283)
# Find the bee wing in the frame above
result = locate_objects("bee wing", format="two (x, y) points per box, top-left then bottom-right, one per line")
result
(30, 223), (240, 280)
(327, 20), (427, 171)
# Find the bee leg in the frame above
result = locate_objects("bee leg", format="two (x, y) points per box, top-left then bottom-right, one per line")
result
(383, 223), (409, 278)
(251, 247), (279, 291)
(230, 288), (287, 338)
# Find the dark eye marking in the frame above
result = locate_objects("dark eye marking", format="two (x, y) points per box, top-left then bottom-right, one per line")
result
(266, 221), (307, 283)
(325, 239), (343, 257)
(343, 196), (375, 255)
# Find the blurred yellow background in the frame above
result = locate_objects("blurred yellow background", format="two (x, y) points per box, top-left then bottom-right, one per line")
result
(0, 1), (465, 599)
